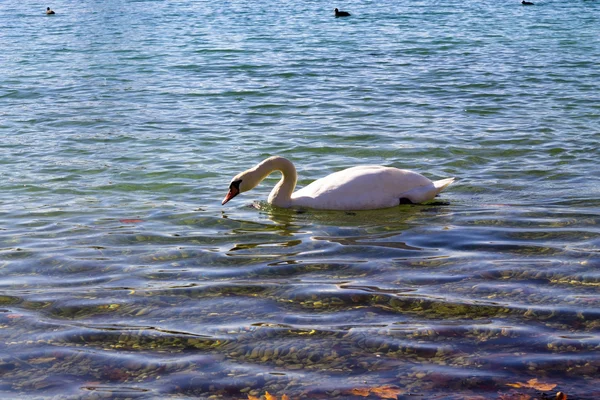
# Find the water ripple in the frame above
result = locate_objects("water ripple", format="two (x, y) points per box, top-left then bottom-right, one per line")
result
(2, 0), (600, 398)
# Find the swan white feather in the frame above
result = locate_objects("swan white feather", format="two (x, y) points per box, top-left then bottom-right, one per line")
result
(222, 156), (454, 211)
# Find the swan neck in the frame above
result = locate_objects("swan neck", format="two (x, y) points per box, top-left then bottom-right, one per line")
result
(259, 157), (296, 207)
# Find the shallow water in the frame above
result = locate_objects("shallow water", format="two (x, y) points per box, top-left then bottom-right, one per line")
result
(1, 0), (599, 399)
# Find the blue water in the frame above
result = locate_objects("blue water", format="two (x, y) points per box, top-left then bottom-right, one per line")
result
(1, 0), (599, 398)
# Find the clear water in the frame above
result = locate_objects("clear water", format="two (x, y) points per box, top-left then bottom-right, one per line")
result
(1, 0), (599, 398)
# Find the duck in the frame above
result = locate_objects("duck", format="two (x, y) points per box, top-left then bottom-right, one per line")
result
(334, 8), (351, 17)
(222, 156), (455, 211)
(46, 7), (55, 14)
(521, 1), (534, 5)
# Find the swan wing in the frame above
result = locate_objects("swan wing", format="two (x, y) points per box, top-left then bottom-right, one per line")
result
(291, 166), (446, 210)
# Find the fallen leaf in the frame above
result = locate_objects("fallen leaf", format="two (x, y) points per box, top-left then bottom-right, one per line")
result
(265, 392), (277, 400)
(524, 378), (556, 391)
(556, 392), (567, 400)
(350, 388), (371, 397)
(348, 386), (403, 399)
(6, 314), (23, 319)
(119, 219), (143, 224)
(281, 395), (290, 400)
(370, 385), (403, 399)
(506, 378), (556, 391)
(247, 396), (260, 400)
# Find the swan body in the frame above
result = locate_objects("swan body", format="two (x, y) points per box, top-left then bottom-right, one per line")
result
(222, 156), (454, 211)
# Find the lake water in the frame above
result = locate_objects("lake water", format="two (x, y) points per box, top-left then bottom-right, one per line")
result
(1, 0), (599, 399)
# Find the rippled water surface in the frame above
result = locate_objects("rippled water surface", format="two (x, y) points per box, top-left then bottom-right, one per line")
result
(1, 0), (600, 399)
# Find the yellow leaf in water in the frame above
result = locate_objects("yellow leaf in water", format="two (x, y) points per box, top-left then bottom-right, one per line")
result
(247, 396), (260, 400)
(506, 378), (556, 391)
(370, 385), (403, 399)
(350, 387), (371, 397)
(526, 379), (557, 391)
(281, 395), (290, 400)
(265, 391), (277, 400)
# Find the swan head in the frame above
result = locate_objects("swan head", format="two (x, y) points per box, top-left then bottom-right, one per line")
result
(222, 179), (241, 205)
(221, 168), (263, 205)
(222, 157), (297, 206)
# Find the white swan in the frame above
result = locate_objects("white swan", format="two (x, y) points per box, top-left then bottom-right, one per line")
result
(222, 156), (455, 211)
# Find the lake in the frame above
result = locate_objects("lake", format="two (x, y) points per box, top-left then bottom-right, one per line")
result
(0, 0), (599, 399)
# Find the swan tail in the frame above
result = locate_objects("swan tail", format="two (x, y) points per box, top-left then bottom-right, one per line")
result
(399, 177), (455, 204)
(433, 177), (455, 192)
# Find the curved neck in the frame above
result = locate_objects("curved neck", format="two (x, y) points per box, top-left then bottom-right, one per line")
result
(255, 157), (297, 207)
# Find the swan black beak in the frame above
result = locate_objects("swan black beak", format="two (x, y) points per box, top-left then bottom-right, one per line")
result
(222, 180), (241, 205)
